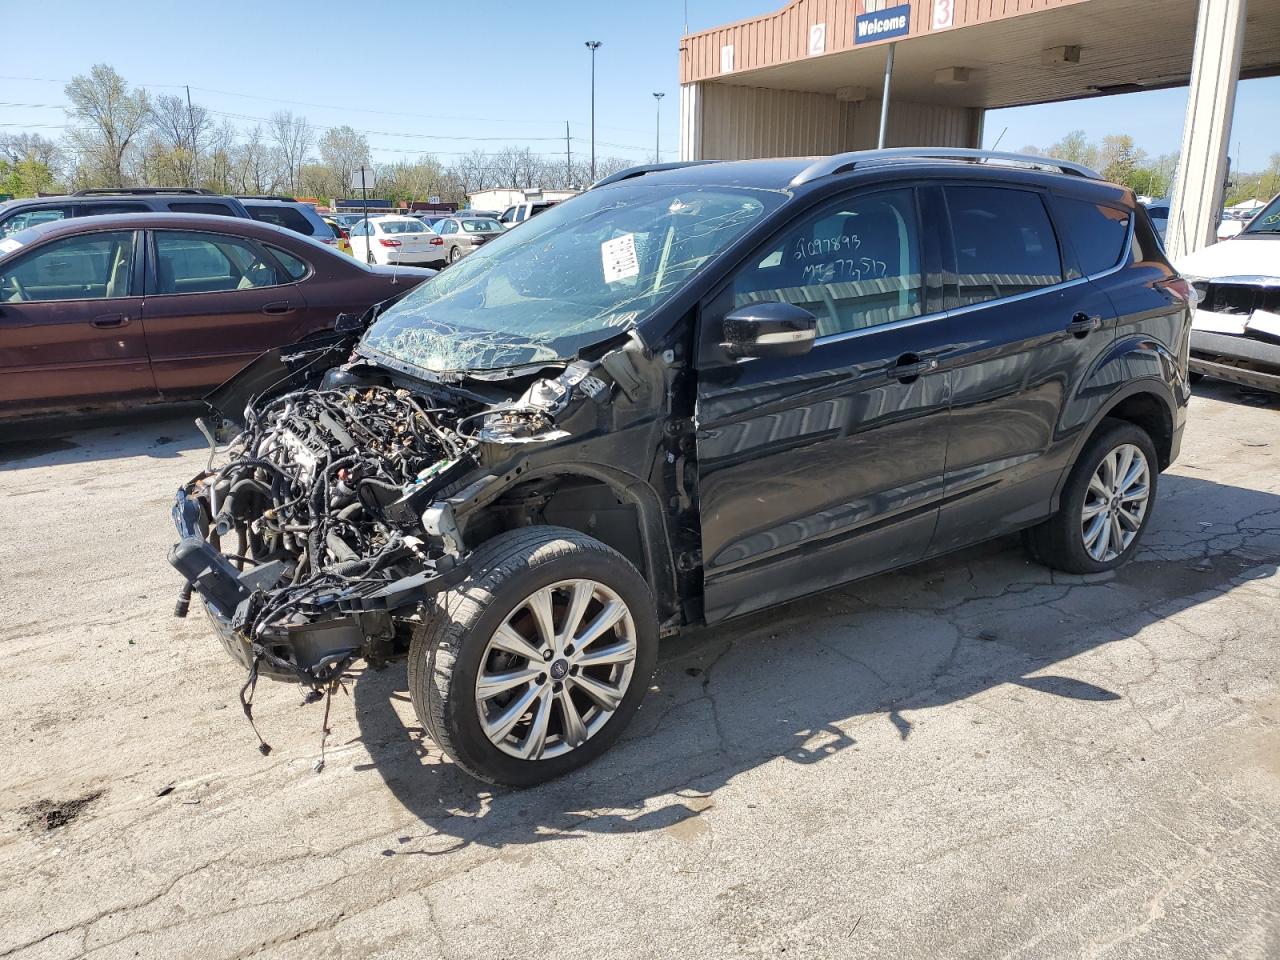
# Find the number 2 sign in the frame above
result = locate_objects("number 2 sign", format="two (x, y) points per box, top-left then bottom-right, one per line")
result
(932, 0), (955, 29)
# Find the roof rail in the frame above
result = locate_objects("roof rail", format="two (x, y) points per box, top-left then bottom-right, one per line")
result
(72, 187), (215, 197)
(789, 148), (1102, 187)
(590, 160), (719, 189)
(235, 194), (299, 202)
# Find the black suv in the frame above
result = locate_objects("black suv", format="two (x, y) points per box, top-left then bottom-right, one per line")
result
(0, 188), (250, 238)
(169, 148), (1193, 786)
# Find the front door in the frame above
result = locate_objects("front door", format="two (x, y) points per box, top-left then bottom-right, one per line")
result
(694, 186), (952, 623)
(0, 229), (154, 415)
(141, 228), (309, 397)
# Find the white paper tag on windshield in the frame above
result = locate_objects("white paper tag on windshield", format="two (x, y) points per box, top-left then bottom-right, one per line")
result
(601, 233), (640, 283)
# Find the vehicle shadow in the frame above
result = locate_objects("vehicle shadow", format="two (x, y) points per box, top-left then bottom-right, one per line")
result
(1192, 377), (1280, 408)
(349, 472), (1280, 853)
(0, 405), (205, 469)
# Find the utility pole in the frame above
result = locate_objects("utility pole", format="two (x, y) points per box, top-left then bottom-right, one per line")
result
(877, 43), (896, 150)
(585, 41), (602, 182)
(185, 84), (199, 188)
(565, 121), (572, 188)
(653, 92), (665, 163)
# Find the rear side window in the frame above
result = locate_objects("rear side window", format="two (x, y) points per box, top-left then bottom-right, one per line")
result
(246, 205), (316, 235)
(83, 202), (149, 216)
(266, 245), (309, 281)
(168, 201), (239, 217)
(1054, 197), (1131, 278)
(946, 186), (1063, 305)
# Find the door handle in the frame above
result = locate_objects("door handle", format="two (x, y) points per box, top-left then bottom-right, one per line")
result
(1066, 313), (1102, 337)
(891, 353), (939, 382)
(91, 313), (130, 328)
(261, 301), (294, 316)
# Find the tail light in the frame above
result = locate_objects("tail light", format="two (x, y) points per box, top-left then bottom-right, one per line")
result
(1156, 276), (1198, 304)
(378, 238), (402, 248)
(338, 227), (349, 239)
(320, 237), (337, 245)
(429, 237), (444, 246)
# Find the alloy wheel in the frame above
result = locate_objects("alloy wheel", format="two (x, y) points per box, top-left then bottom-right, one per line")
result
(1081, 442), (1150, 562)
(474, 579), (638, 761)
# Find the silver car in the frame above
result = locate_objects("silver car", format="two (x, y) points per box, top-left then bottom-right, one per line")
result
(433, 216), (505, 265)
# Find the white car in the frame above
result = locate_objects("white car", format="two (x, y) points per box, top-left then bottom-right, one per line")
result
(1176, 192), (1280, 393)
(348, 215), (442, 266)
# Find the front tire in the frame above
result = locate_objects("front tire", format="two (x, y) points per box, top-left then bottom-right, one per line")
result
(1024, 419), (1159, 574)
(408, 527), (658, 786)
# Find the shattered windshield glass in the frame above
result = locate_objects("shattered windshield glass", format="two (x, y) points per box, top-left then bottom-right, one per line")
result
(360, 182), (782, 372)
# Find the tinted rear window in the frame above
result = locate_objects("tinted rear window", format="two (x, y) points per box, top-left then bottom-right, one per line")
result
(1054, 196), (1131, 278)
(946, 186), (1063, 304)
(460, 219), (501, 232)
(168, 201), (239, 217)
(247, 205), (316, 235)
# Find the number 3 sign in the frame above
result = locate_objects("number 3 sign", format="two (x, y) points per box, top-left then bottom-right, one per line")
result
(932, 0), (955, 29)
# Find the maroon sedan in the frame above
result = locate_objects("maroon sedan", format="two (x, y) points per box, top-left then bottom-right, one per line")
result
(0, 213), (434, 418)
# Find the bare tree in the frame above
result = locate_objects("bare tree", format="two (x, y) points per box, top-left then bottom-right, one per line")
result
(63, 64), (152, 186)
(149, 93), (211, 186)
(232, 125), (274, 194)
(317, 125), (371, 197)
(449, 149), (492, 194)
(268, 110), (314, 194)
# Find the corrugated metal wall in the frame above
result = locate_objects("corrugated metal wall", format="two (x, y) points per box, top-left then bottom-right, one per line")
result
(689, 82), (981, 159)
(681, 0), (1088, 83)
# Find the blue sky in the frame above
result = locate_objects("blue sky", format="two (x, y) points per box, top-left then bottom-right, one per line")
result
(1, 0), (1276, 171)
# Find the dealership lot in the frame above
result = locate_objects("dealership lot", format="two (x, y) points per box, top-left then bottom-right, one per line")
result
(0, 382), (1277, 959)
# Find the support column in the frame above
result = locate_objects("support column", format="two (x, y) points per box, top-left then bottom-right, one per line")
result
(679, 82), (702, 160)
(1166, 0), (1247, 260)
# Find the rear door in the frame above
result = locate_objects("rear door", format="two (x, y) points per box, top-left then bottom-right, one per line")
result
(929, 182), (1118, 554)
(694, 186), (953, 623)
(0, 229), (154, 413)
(140, 228), (308, 396)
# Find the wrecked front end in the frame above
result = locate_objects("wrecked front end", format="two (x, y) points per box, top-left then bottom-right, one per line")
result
(167, 332), (607, 697)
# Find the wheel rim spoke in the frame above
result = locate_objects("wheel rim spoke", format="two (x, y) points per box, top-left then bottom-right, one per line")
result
(575, 599), (628, 650)
(481, 682), (542, 744)
(490, 623), (544, 663)
(517, 689), (554, 760)
(524, 587), (556, 649)
(570, 672), (623, 711)
(1114, 445), (1134, 495)
(559, 580), (595, 651)
(574, 639), (636, 670)
(557, 687), (588, 748)
(1083, 513), (1107, 552)
(1093, 511), (1112, 560)
(1082, 500), (1107, 521)
(1120, 483), (1148, 503)
(476, 665), (541, 700)
(1110, 513), (1126, 556)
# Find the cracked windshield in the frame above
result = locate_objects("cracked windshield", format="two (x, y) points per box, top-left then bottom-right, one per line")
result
(361, 183), (781, 371)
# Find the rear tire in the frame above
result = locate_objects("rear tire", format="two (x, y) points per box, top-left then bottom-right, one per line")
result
(447, 246), (462, 264)
(408, 526), (658, 786)
(1024, 419), (1159, 574)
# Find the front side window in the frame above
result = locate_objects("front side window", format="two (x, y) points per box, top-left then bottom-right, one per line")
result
(153, 231), (283, 295)
(0, 230), (135, 302)
(0, 205), (74, 238)
(728, 188), (923, 338)
(946, 186), (1063, 305)
(1054, 196), (1130, 278)
(362, 182), (781, 372)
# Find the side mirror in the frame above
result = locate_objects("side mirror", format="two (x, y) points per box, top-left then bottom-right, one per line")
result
(721, 301), (817, 359)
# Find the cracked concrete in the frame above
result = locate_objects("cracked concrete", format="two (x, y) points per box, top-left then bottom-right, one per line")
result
(1, 380), (1278, 959)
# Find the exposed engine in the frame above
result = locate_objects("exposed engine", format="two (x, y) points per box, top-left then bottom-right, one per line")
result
(172, 382), (478, 687)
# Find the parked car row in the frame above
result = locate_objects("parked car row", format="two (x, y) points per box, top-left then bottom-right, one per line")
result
(0, 212), (434, 417)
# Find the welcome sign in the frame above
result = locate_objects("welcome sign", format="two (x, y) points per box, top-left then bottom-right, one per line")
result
(855, 1), (911, 44)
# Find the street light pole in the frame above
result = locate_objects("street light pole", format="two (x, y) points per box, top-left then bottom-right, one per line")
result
(653, 92), (665, 163)
(585, 41), (602, 182)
